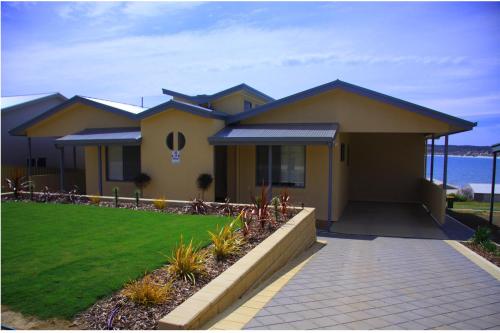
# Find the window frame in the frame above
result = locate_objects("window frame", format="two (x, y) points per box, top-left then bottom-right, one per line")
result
(255, 145), (306, 189)
(105, 145), (141, 182)
(244, 100), (253, 111)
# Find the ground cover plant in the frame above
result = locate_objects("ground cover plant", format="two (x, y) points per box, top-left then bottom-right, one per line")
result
(1, 201), (230, 320)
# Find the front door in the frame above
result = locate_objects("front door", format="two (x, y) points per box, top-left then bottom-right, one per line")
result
(214, 146), (227, 202)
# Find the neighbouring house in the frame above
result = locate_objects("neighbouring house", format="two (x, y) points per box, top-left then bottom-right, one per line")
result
(468, 183), (500, 202)
(2, 93), (84, 169)
(9, 80), (476, 222)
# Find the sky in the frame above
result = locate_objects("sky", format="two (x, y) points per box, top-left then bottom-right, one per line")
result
(2, 1), (500, 146)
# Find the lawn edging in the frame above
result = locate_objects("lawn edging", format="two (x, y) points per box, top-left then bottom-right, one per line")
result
(444, 240), (500, 280)
(158, 207), (317, 330)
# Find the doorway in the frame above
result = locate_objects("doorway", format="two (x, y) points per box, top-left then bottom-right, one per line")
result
(214, 146), (227, 202)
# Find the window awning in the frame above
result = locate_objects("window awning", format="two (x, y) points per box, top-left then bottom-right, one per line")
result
(208, 123), (338, 145)
(55, 127), (141, 146)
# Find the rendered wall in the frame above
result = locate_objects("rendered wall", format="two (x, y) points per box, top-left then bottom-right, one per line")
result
(421, 178), (446, 224)
(242, 89), (455, 134)
(210, 93), (269, 115)
(26, 103), (139, 137)
(140, 109), (225, 201)
(348, 133), (426, 203)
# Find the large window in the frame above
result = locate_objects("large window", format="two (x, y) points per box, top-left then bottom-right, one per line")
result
(256, 146), (305, 188)
(106, 146), (141, 181)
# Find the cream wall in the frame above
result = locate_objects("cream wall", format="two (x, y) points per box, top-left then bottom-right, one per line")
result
(242, 89), (457, 134)
(348, 133), (426, 203)
(84, 146), (137, 197)
(140, 109), (225, 201)
(211, 93), (269, 115)
(26, 103), (139, 137)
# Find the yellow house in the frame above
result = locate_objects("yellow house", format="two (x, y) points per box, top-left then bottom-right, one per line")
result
(10, 80), (475, 224)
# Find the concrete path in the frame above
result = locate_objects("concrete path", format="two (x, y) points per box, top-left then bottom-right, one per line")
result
(244, 234), (500, 330)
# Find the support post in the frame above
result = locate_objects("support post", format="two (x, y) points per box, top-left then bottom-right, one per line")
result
(98, 145), (103, 196)
(27, 137), (32, 180)
(430, 136), (435, 182)
(443, 135), (449, 191)
(268, 145), (272, 200)
(490, 152), (497, 225)
(59, 146), (65, 191)
(328, 142), (333, 223)
(73, 146), (77, 169)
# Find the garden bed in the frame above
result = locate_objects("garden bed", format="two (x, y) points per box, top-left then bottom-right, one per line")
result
(460, 241), (500, 267)
(2, 190), (301, 329)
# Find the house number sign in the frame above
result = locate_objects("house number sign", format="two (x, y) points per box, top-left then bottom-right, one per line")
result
(166, 132), (186, 164)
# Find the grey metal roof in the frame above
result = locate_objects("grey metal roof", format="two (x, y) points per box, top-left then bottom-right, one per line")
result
(80, 96), (147, 114)
(208, 123), (338, 145)
(1, 93), (67, 111)
(162, 83), (275, 104)
(492, 143), (500, 153)
(55, 127), (141, 146)
(137, 99), (228, 120)
(227, 80), (476, 132)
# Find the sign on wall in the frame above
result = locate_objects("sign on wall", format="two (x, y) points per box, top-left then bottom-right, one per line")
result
(166, 132), (186, 164)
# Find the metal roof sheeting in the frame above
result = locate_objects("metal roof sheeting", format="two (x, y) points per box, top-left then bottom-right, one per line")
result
(1, 93), (65, 110)
(55, 127), (141, 146)
(80, 96), (147, 114)
(208, 123), (338, 145)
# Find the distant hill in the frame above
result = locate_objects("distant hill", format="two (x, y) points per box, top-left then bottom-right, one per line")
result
(427, 145), (493, 157)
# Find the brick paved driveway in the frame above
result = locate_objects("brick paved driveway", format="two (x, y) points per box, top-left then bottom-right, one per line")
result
(245, 235), (500, 330)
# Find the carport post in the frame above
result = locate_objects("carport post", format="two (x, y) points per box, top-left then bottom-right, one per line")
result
(443, 135), (449, 191)
(430, 136), (435, 182)
(98, 145), (103, 196)
(490, 151), (497, 225)
(328, 142), (333, 223)
(59, 146), (65, 191)
(27, 137), (32, 180)
(268, 145), (272, 200)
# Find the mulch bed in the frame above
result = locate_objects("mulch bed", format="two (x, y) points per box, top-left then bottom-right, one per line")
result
(2, 191), (299, 330)
(461, 241), (500, 267)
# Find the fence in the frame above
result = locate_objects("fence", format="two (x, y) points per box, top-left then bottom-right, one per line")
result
(1, 165), (85, 193)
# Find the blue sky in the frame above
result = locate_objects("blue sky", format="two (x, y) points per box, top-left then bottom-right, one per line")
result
(2, 1), (499, 145)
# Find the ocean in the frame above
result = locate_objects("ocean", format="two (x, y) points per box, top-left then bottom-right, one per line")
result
(426, 155), (499, 188)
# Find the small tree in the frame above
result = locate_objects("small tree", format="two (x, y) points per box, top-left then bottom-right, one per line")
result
(196, 173), (213, 200)
(133, 173), (151, 197)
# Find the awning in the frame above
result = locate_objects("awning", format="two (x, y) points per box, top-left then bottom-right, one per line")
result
(55, 127), (141, 146)
(208, 123), (338, 145)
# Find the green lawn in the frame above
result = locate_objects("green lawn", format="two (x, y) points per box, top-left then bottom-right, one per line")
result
(452, 201), (499, 211)
(1, 201), (230, 319)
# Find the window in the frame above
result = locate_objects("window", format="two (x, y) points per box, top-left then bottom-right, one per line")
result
(36, 158), (46, 168)
(340, 143), (345, 162)
(244, 100), (253, 111)
(106, 146), (141, 181)
(256, 146), (305, 188)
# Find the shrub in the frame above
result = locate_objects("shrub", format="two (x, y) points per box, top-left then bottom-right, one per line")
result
(251, 186), (271, 229)
(188, 198), (210, 215)
(481, 240), (498, 254)
(167, 236), (206, 284)
(209, 218), (245, 261)
(122, 275), (172, 305)
(472, 226), (491, 245)
(218, 197), (233, 216)
(5, 176), (31, 199)
(89, 195), (101, 205)
(196, 173), (213, 199)
(133, 173), (151, 196)
(271, 196), (280, 222)
(153, 197), (167, 210)
(279, 189), (290, 217)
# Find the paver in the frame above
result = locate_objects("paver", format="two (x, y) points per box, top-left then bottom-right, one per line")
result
(243, 234), (500, 330)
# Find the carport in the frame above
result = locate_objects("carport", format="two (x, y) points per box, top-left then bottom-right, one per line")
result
(330, 202), (448, 239)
